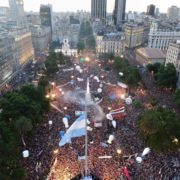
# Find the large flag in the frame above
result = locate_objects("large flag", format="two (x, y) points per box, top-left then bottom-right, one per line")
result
(59, 113), (86, 147)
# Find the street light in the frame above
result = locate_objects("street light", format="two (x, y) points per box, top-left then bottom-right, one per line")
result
(117, 148), (122, 155)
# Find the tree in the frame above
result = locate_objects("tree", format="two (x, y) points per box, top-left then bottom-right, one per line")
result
(86, 35), (96, 49)
(138, 108), (180, 152)
(15, 116), (32, 147)
(155, 63), (177, 89)
(174, 89), (180, 107)
(77, 41), (85, 53)
(147, 63), (161, 74)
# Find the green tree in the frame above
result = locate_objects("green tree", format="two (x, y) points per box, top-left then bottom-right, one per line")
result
(138, 108), (180, 152)
(15, 116), (32, 147)
(147, 63), (161, 74)
(77, 40), (85, 53)
(174, 89), (180, 107)
(155, 63), (177, 89)
(87, 35), (96, 49)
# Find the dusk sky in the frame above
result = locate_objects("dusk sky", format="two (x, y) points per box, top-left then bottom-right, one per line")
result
(0, 0), (179, 13)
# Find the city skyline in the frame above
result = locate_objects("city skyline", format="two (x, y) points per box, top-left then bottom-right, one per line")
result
(0, 0), (180, 13)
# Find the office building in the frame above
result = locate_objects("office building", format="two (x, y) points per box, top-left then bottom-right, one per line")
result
(147, 4), (155, 16)
(0, 32), (16, 87)
(96, 33), (125, 56)
(91, 0), (107, 22)
(113, 0), (126, 27)
(167, 6), (180, 21)
(40, 4), (52, 29)
(148, 22), (180, 50)
(10, 29), (34, 65)
(9, 0), (26, 27)
(124, 24), (146, 48)
(30, 25), (51, 54)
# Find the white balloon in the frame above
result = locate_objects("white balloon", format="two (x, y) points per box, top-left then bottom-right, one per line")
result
(48, 120), (53, 125)
(99, 84), (103, 88)
(87, 126), (93, 131)
(112, 120), (116, 128)
(106, 114), (113, 120)
(97, 88), (102, 93)
(63, 117), (69, 128)
(136, 156), (143, 163)
(107, 135), (114, 144)
(87, 119), (91, 125)
(142, 147), (150, 157)
(22, 150), (29, 158)
(75, 65), (81, 70)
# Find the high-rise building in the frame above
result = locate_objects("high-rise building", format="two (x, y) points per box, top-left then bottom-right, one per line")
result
(91, 0), (107, 22)
(40, 4), (52, 29)
(147, 4), (155, 16)
(167, 6), (180, 21)
(0, 32), (16, 88)
(113, 0), (126, 27)
(9, 0), (26, 26)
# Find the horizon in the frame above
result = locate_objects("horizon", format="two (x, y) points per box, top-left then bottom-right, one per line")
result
(0, 0), (179, 13)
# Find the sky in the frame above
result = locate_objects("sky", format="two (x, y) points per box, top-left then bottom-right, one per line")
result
(0, 0), (179, 13)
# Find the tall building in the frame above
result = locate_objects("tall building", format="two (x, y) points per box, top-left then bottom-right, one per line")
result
(91, 0), (107, 22)
(9, 29), (34, 66)
(40, 4), (52, 29)
(147, 4), (155, 16)
(113, 0), (126, 27)
(0, 32), (16, 88)
(167, 6), (180, 21)
(9, 0), (26, 26)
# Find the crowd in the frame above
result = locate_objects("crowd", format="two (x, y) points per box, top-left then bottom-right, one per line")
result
(21, 61), (180, 180)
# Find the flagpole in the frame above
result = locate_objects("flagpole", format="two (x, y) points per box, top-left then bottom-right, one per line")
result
(84, 78), (89, 178)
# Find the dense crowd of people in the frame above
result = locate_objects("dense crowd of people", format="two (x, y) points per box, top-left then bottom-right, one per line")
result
(21, 61), (180, 180)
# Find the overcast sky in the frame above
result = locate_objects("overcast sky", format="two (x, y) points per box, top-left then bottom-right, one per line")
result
(0, 0), (179, 13)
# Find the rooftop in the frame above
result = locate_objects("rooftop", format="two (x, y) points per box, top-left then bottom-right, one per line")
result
(137, 47), (166, 59)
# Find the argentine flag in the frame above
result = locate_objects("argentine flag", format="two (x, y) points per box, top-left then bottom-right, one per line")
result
(59, 113), (86, 147)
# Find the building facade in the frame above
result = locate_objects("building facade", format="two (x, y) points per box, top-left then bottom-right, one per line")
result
(136, 47), (166, 66)
(91, 0), (107, 22)
(8, 0), (26, 27)
(55, 39), (78, 57)
(124, 24), (147, 48)
(96, 33), (125, 56)
(167, 6), (180, 21)
(11, 29), (34, 65)
(165, 42), (180, 88)
(147, 4), (155, 16)
(148, 22), (180, 50)
(40, 4), (52, 32)
(113, 0), (126, 27)
(0, 32), (16, 87)
(30, 25), (51, 54)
